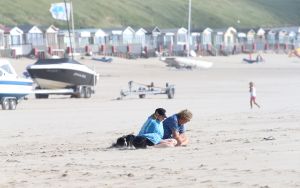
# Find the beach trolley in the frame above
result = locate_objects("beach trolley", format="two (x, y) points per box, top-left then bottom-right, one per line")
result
(119, 81), (175, 99)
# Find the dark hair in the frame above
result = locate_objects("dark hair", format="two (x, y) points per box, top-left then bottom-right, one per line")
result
(155, 108), (167, 118)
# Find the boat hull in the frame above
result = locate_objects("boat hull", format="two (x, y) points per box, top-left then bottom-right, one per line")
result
(27, 68), (97, 89)
(0, 79), (33, 99)
(27, 58), (97, 89)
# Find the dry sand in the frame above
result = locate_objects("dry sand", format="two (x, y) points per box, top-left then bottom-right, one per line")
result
(1, 53), (300, 188)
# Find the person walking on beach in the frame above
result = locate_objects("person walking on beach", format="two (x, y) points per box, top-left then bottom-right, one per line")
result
(249, 81), (260, 109)
(133, 108), (177, 149)
(162, 109), (193, 146)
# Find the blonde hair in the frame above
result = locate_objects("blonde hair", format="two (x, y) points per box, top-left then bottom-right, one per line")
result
(178, 109), (193, 121)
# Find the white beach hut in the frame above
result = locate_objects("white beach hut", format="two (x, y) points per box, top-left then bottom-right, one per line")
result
(201, 27), (213, 45)
(135, 28), (147, 47)
(94, 28), (107, 45)
(9, 27), (25, 56)
(122, 26), (135, 44)
(45, 25), (59, 49)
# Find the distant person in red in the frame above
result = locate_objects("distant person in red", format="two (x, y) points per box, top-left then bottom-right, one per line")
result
(249, 82), (261, 109)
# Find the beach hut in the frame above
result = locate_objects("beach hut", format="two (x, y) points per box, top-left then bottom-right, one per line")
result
(145, 26), (162, 49)
(256, 28), (266, 39)
(160, 28), (175, 48)
(212, 29), (224, 47)
(9, 27), (24, 46)
(122, 26), (135, 44)
(223, 27), (237, 47)
(237, 28), (247, 44)
(0, 25), (12, 50)
(201, 28), (213, 45)
(8, 26), (28, 56)
(175, 27), (188, 46)
(278, 29), (289, 45)
(135, 28), (147, 47)
(255, 28), (266, 51)
(267, 29), (277, 45)
(44, 25), (59, 49)
(246, 29), (256, 44)
(93, 28), (108, 45)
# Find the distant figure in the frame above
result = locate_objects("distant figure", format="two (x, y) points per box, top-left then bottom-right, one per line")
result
(132, 108), (177, 149)
(163, 109), (193, 146)
(249, 82), (261, 109)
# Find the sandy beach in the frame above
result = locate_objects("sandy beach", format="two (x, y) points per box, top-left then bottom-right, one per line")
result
(1, 53), (300, 188)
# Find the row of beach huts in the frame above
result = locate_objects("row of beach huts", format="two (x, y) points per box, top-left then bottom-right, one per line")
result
(0, 24), (300, 58)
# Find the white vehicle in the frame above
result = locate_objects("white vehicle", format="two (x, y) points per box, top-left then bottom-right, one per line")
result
(0, 59), (33, 110)
(160, 57), (213, 69)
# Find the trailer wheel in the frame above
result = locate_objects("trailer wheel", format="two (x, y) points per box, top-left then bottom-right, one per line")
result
(167, 88), (175, 99)
(9, 99), (17, 110)
(84, 87), (92, 98)
(139, 94), (146, 99)
(1, 99), (9, 110)
(79, 87), (86, 98)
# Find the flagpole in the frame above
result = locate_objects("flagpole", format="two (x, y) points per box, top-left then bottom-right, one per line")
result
(187, 0), (192, 57)
(70, 1), (76, 54)
(63, 0), (74, 59)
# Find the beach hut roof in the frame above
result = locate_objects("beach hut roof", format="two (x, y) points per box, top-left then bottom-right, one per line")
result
(0, 24), (11, 33)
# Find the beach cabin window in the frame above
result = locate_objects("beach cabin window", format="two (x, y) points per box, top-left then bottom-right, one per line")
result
(28, 33), (44, 46)
(11, 35), (21, 45)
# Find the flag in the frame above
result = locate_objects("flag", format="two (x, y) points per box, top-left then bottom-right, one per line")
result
(49, 3), (71, 21)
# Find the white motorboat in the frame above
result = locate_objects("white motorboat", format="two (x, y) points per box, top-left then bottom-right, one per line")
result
(0, 59), (33, 110)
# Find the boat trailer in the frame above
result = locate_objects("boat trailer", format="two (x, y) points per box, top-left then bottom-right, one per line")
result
(119, 81), (175, 99)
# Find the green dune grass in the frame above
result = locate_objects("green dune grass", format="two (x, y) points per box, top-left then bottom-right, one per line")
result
(0, 0), (299, 29)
